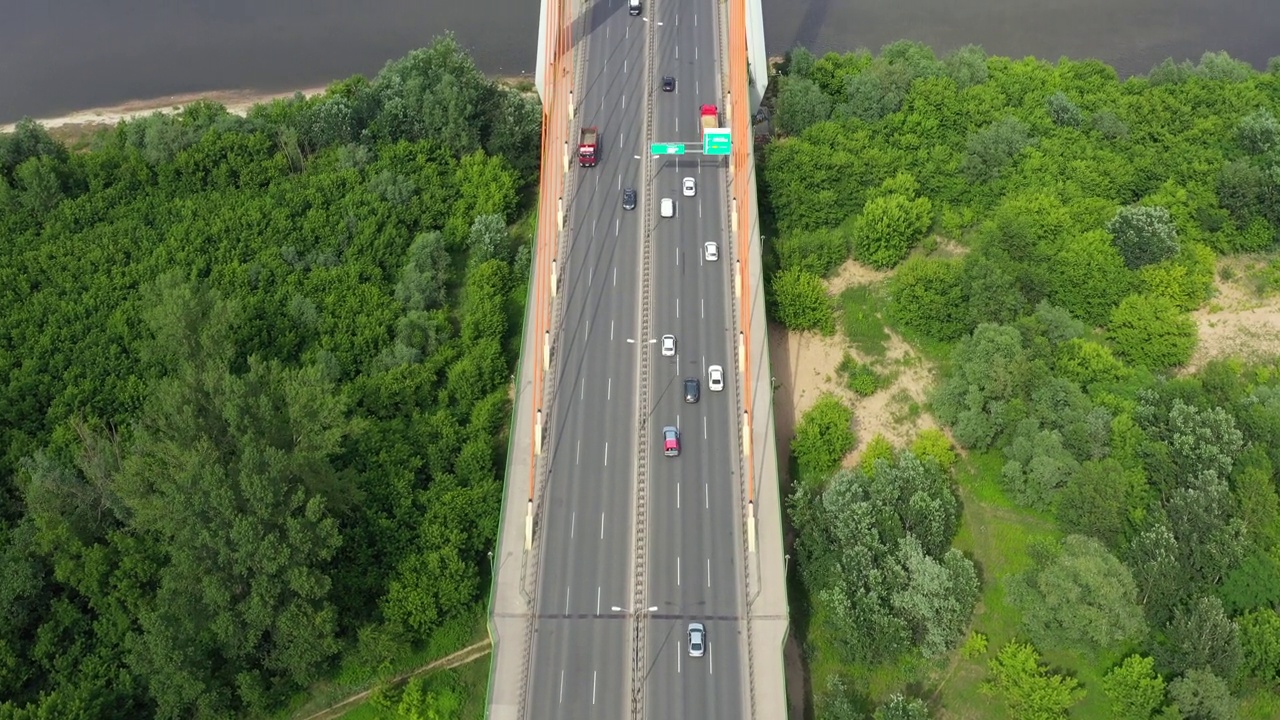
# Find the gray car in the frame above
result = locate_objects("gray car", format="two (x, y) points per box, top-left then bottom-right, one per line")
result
(684, 378), (700, 403)
(687, 623), (706, 657)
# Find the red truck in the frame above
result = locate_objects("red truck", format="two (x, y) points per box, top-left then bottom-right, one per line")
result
(700, 104), (718, 137)
(578, 126), (599, 167)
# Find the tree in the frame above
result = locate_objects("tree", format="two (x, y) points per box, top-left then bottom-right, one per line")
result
(934, 323), (1034, 449)
(786, 45), (818, 78)
(466, 213), (508, 267)
(1107, 205), (1180, 270)
(1045, 229), (1132, 325)
(1218, 551), (1280, 615)
(942, 44), (989, 89)
(961, 117), (1034, 182)
(892, 538), (980, 657)
(1055, 339), (1130, 388)
(1056, 458), (1143, 549)
(887, 257), (968, 341)
(1103, 655), (1167, 720)
(1046, 92), (1084, 127)
(775, 77), (832, 135)
(1010, 535), (1147, 653)
(851, 193), (933, 269)
(1107, 295), (1197, 371)
(982, 640), (1085, 720)
(1166, 668), (1235, 720)
(860, 434), (896, 476)
(770, 268), (834, 333)
(396, 231), (452, 311)
(790, 394), (856, 476)
(1157, 596), (1241, 679)
(1238, 608), (1280, 682)
(1237, 108), (1280, 155)
(1138, 242), (1216, 312)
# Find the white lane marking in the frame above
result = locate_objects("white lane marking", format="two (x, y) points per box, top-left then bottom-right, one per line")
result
(709, 647), (713, 674)
(601, 97), (605, 111)
(601, 512), (605, 539)
(705, 483), (709, 508)
(623, 94), (626, 110)
(676, 116), (679, 134)
(560, 670), (565, 703)
(604, 442), (609, 466)
(613, 267), (617, 286)
(595, 172), (599, 189)
(607, 24), (610, 39)
(589, 266), (593, 285)
(585, 319), (589, 339)
(608, 377), (612, 400)
(676, 298), (680, 318)
(677, 414), (680, 430)
(707, 558), (712, 587)
(593, 218), (597, 236)
(704, 416), (707, 439)
(701, 298), (705, 318)
(676, 12), (679, 25)
(592, 671), (598, 705)
(611, 320), (615, 340)
(565, 586), (570, 614)
(696, 79), (700, 95)
(702, 356), (706, 375)
(696, 46), (699, 60)
(676, 46), (679, 59)
(618, 174), (621, 189)
(624, 59), (627, 74)
(695, 13), (698, 25)
(597, 586), (601, 615)
(626, 24), (629, 39)
(699, 200), (703, 218)
(677, 556), (681, 586)
(616, 217), (620, 236)
(677, 482), (681, 509)
(678, 644), (682, 673)
(576, 440), (581, 465)
(700, 251), (703, 268)
(581, 377), (585, 399)
(676, 248), (680, 266)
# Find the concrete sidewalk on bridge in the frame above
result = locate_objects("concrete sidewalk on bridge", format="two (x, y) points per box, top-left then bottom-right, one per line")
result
(487, 262), (540, 720)
(742, 154), (790, 720)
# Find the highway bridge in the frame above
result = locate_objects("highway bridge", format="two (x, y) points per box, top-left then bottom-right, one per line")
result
(487, 0), (786, 717)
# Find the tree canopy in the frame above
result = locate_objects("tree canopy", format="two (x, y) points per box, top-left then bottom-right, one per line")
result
(0, 35), (535, 718)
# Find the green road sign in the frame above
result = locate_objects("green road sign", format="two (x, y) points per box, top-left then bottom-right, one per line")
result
(704, 129), (731, 155)
(650, 143), (686, 155)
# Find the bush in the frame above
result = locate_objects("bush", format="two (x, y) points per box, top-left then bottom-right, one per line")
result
(770, 268), (835, 333)
(837, 352), (882, 396)
(1107, 294), (1197, 371)
(910, 429), (957, 471)
(774, 227), (850, 277)
(887, 257), (968, 342)
(791, 393), (856, 477)
(851, 194), (934, 269)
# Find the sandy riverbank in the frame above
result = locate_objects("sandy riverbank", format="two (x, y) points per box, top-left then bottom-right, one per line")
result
(0, 86), (330, 134)
(1, 73), (535, 135)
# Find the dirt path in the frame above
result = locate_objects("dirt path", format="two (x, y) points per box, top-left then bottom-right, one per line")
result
(296, 639), (492, 720)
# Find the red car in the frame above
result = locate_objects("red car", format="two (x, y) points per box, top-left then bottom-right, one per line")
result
(663, 426), (680, 457)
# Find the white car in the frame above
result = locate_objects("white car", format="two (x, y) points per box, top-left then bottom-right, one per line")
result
(660, 198), (674, 217)
(708, 365), (724, 391)
(661, 334), (676, 357)
(704, 242), (718, 262)
(682, 177), (696, 196)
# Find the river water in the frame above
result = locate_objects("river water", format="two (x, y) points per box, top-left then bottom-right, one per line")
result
(1, 0), (1276, 124)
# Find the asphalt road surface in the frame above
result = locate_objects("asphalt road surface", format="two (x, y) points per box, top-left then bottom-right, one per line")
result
(642, 0), (747, 717)
(524, 0), (647, 717)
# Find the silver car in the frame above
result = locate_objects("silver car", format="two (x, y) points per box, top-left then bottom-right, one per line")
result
(687, 623), (706, 657)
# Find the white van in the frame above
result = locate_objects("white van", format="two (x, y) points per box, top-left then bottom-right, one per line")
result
(660, 198), (674, 217)
(629, 0), (641, 16)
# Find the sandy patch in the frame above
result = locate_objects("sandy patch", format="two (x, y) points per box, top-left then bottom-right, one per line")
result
(1, 87), (330, 133)
(770, 268), (941, 477)
(1184, 257), (1280, 373)
(2, 74), (537, 135)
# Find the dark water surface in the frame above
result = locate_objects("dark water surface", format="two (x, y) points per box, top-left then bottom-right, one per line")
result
(1, 0), (1277, 124)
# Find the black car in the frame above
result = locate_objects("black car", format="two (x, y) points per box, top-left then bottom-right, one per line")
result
(622, 188), (637, 210)
(684, 377), (700, 403)
(661, 76), (676, 92)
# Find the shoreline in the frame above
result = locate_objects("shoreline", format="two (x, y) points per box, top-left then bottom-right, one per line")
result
(0, 74), (535, 135)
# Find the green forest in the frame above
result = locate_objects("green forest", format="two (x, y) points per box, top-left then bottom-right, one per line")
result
(0, 37), (537, 719)
(764, 44), (1280, 719)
